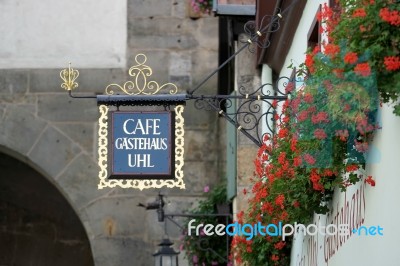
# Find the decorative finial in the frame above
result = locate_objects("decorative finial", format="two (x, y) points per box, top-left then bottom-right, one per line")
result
(60, 63), (79, 91)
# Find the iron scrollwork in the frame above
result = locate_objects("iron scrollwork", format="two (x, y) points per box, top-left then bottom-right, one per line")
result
(191, 76), (292, 147)
(240, 13), (283, 53)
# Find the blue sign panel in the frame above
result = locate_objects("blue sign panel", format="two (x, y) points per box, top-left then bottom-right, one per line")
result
(110, 111), (174, 179)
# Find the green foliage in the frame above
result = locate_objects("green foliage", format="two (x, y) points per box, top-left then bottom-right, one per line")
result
(180, 183), (231, 266)
(319, 0), (400, 113)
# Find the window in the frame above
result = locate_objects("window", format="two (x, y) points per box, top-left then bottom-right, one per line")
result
(307, 5), (321, 51)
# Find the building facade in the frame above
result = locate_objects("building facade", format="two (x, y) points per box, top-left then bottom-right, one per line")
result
(228, 0), (400, 265)
(284, 3), (400, 265)
(0, 1), (225, 265)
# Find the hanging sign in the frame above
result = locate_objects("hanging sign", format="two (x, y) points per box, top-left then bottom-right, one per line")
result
(90, 54), (185, 190)
(60, 53), (186, 189)
(110, 111), (174, 179)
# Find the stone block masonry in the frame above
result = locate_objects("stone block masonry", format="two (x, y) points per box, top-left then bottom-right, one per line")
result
(0, 1), (221, 265)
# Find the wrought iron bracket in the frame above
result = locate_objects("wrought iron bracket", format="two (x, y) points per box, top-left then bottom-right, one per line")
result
(66, 88), (290, 147)
(64, 73), (291, 147)
(60, 0), (300, 147)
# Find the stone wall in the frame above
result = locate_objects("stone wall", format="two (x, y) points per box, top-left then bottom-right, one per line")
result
(234, 34), (260, 218)
(0, 1), (220, 265)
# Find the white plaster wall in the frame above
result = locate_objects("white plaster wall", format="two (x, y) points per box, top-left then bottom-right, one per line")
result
(290, 105), (400, 266)
(326, 104), (400, 266)
(261, 64), (273, 136)
(0, 0), (126, 68)
(262, 0), (326, 136)
(279, 0), (326, 78)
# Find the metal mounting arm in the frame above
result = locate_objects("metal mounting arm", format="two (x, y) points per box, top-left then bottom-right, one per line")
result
(62, 71), (291, 147)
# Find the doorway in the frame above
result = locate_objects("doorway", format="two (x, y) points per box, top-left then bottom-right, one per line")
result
(0, 152), (94, 265)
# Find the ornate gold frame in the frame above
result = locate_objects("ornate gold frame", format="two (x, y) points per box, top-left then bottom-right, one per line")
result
(97, 105), (185, 190)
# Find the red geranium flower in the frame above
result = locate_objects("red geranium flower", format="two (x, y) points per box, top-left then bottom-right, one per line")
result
(305, 54), (315, 73)
(312, 45), (321, 54)
(307, 106), (317, 113)
(293, 156), (302, 167)
(352, 8), (367, 18)
(290, 137), (298, 152)
(313, 182), (325, 191)
(291, 98), (301, 111)
(298, 110), (309, 122)
(275, 194), (285, 209)
(311, 112), (329, 124)
(344, 52), (358, 64)
(278, 128), (289, 138)
(303, 153), (316, 165)
(271, 254), (279, 261)
(346, 164), (359, 172)
(246, 245), (252, 253)
(324, 43), (340, 57)
(354, 62), (371, 76)
(310, 169), (320, 183)
(304, 93), (314, 103)
(355, 140), (369, 152)
(323, 169), (335, 177)
(262, 202), (274, 215)
(280, 211), (289, 221)
(379, 8), (400, 26)
(274, 241), (286, 250)
(314, 128), (327, 139)
(278, 152), (287, 165)
(333, 68), (344, 78)
(335, 129), (349, 141)
(365, 176), (376, 187)
(310, 170), (325, 191)
(285, 82), (294, 93)
(384, 56), (400, 71)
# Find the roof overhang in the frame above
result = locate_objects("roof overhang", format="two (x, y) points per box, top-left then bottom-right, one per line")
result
(256, 0), (307, 73)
